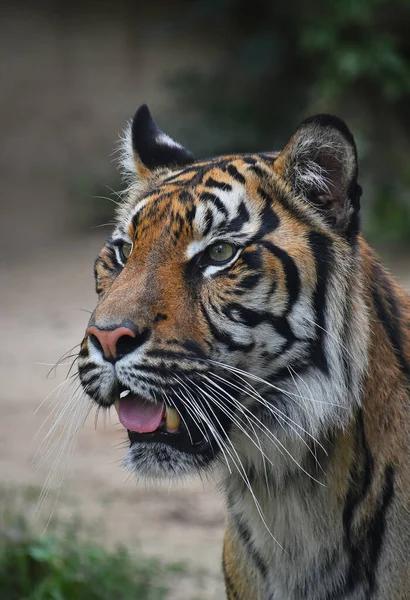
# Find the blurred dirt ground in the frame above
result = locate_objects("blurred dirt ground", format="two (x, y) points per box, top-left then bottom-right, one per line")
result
(0, 233), (408, 599)
(0, 233), (225, 599)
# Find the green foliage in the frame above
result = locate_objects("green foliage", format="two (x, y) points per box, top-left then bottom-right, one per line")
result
(0, 519), (177, 600)
(165, 0), (410, 246)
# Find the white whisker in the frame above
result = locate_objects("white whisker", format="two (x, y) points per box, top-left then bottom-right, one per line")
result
(190, 380), (286, 552)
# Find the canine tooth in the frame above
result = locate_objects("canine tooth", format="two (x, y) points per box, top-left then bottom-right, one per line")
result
(120, 390), (130, 398)
(114, 399), (120, 414)
(165, 407), (180, 433)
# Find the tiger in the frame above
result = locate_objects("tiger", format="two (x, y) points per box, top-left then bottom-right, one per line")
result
(78, 104), (410, 599)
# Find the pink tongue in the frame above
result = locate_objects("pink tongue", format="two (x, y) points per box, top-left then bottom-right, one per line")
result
(118, 396), (165, 433)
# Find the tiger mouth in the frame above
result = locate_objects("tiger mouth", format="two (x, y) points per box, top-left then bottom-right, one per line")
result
(114, 390), (210, 454)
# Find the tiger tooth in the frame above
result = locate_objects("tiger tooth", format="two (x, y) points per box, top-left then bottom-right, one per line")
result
(115, 389), (130, 414)
(165, 407), (180, 433)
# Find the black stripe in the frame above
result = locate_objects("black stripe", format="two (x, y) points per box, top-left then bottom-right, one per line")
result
(249, 164), (265, 177)
(260, 241), (300, 313)
(202, 207), (214, 236)
(222, 303), (297, 349)
(239, 249), (263, 271)
(185, 204), (196, 224)
(371, 262), (410, 379)
(178, 190), (193, 204)
(227, 164), (246, 184)
(342, 458), (395, 597)
(200, 301), (255, 352)
(343, 410), (374, 545)
(226, 200), (250, 233)
(131, 210), (140, 229)
(307, 231), (333, 374)
(264, 356), (311, 383)
(94, 255), (119, 277)
(82, 373), (100, 388)
(126, 372), (160, 386)
(258, 152), (277, 163)
(258, 185), (299, 223)
(181, 340), (207, 359)
(162, 168), (200, 184)
(200, 192), (229, 217)
(236, 273), (261, 294)
(258, 185), (316, 229)
(241, 156), (258, 165)
(108, 245), (122, 264)
(367, 464), (395, 585)
(78, 363), (98, 378)
(205, 176), (232, 191)
(236, 519), (268, 579)
(254, 188), (280, 237)
(340, 410), (396, 597)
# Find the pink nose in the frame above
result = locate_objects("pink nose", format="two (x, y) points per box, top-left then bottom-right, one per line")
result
(86, 325), (136, 360)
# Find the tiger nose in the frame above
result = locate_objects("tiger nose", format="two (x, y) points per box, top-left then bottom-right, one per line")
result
(86, 325), (145, 362)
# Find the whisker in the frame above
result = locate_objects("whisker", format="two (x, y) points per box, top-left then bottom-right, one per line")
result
(34, 372), (80, 427)
(91, 222), (117, 229)
(42, 398), (92, 532)
(179, 381), (233, 474)
(199, 375), (325, 486)
(172, 376), (211, 445)
(208, 371), (328, 456)
(45, 344), (81, 379)
(91, 194), (121, 207)
(37, 386), (92, 523)
(190, 378), (280, 471)
(34, 380), (85, 468)
(190, 381), (286, 552)
(301, 315), (355, 361)
(66, 356), (80, 380)
(204, 358), (347, 409)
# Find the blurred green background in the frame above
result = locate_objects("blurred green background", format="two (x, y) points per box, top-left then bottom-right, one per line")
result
(169, 0), (410, 247)
(1, 1), (409, 599)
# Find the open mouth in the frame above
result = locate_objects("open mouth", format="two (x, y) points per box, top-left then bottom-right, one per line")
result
(114, 390), (209, 454)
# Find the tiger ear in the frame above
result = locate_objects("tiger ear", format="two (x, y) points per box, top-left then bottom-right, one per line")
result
(120, 104), (194, 178)
(273, 115), (361, 232)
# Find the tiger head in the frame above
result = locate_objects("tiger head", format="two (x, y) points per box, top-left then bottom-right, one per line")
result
(78, 105), (369, 481)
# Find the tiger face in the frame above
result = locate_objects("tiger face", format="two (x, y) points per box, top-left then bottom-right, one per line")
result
(78, 105), (368, 481)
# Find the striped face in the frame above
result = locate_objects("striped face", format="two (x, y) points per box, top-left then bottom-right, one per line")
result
(79, 107), (368, 480)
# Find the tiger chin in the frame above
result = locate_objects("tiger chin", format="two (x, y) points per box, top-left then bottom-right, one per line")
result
(78, 104), (410, 599)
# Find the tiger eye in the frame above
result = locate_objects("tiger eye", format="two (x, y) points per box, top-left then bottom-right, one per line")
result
(208, 242), (235, 263)
(121, 242), (133, 262)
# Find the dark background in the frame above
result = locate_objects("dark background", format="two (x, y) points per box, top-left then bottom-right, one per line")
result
(2, 0), (410, 254)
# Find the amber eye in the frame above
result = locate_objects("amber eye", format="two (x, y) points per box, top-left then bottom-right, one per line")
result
(206, 242), (235, 264)
(120, 242), (132, 263)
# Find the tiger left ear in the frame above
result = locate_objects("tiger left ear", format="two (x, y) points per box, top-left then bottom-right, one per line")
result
(121, 104), (194, 179)
(274, 115), (361, 233)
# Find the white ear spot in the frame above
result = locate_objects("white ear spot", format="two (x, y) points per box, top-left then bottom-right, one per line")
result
(155, 132), (184, 150)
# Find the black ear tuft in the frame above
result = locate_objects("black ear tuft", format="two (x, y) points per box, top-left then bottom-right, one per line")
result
(131, 104), (194, 170)
(275, 114), (361, 234)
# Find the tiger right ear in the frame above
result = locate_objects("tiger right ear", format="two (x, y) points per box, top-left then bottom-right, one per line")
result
(120, 104), (194, 179)
(273, 115), (361, 233)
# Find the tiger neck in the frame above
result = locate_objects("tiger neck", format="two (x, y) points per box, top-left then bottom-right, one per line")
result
(223, 238), (410, 595)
